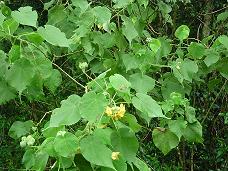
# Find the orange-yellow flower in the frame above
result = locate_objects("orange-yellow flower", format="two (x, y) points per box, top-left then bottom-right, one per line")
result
(111, 152), (120, 160)
(105, 106), (112, 116)
(105, 104), (126, 120)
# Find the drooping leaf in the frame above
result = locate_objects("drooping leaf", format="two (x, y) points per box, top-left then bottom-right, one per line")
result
(80, 135), (115, 170)
(0, 79), (16, 104)
(54, 132), (79, 157)
(80, 92), (108, 122)
(38, 25), (69, 47)
(6, 58), (35, 93)
(148, 38), (161, 53)
(109, 74), (131, 93)
(152, 128), (179, 155)
(168, 119), (187, 140)
(11, 6), (38, 27)
(132, 93), (166, 119)
(129, 73), (155, 94)
(50, 95), (81, 127)
(203, 49), (220, 67)
(44, 69), (62, 93)
(8, 120), (33, 139)
(183, 121), (203, 143)
(121, 15), (138, 45)
(111, 128), (139, 162)
(175, 25), (190, 41)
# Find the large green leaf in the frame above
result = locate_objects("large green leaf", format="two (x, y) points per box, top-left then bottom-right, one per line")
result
(50, 95), (81, 127)
(129, 73), (155, 94)
(203, 49), (220, 67)
(113, 0), (134, 8)
(132, 93), (166, 118)
(54, 132), (79, 157)
(80, 135), (115, 170)
(47, 5), (67, 25)
(37, 25), (69, 47)
(32, 151), (49, 171)
(80, 92), (108, 122)
(183, 121), (203, 143)
(11, 6), (38, 27)
(8, 120), (33, 139)
(109, 74), (131, 93)
(175, 25), (190, 41)
(6, 58), (35, 93)
(111, 128), (139, 162)
(152, 129), (179, 155)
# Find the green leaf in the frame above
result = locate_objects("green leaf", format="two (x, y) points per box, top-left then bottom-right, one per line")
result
(11, 6), (38, 27)
(168, 119), (187, 140)
(44, 69), (62, 93)
(188, 42), (205, 59)
(32, 151), (49, 171)
(133, 157), (150, 171)
(0, 79), (16, 104)
(2, 18), (19, 34)
(172, 58), (198, 83)
(47, 5), (67, 25)
(152, 128), (179, 155)
(54, 132), (79, 157)
(113, 0), (134, 8)
(6, 58), (35, 93)
(80, 92), (108, 122)
(111, 128), (139, 162)
(175, 25), (190, 41)
(121, 16), (138, 45)
(22, 149), (35, 169)
(203, 49), (220, 67)
(148, 38), (161, 53)
(218, 35), (228, 49)
(40, 137), (56, 157)
(121, 53), (140, 71)
(132, 93), (166, 119)
(121, 113), (141, 132)
(9, 45), (20, 63)
(183, 121), (203, 143)
(72, 0), (89, 13)
(137, 0), (149, 7)
(25, 32), (44, 45)
(80, 135), (115, 170)
(93, 6), (111, 25)
(109, 74), (131, 93)
(8, 120), (33, 139)
(38, 25), (69, 47)
(50, 95), (81, 127)
(0, 11), (6, 26)
(129, 73), (155, 94)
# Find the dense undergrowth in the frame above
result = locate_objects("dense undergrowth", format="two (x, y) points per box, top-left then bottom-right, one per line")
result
(0, 0), (227, 170)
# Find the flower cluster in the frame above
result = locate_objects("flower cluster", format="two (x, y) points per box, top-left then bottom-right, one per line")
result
(20, 135), (35, 147)
(105, 104), (126, 120)
(111, 152), (120, 160)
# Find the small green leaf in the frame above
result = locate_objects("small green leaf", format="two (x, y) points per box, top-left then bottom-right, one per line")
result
(129, 73), (155, 94)
(218, 35), (228, 49)
(152, 128), (179, 155)
(203, 49), (220, 67)
(132, 93), (167, 119)
(183, 121), (203, 143)
(11, 6), (38, 27)
(22, 149), (35, 169)
(175, 25), (190, 41)
(148, 38), (161, 53)
(54, 132), (79, 157)
(6, 58), (35, 93)
(109, 74), (131, 93)
(111, 128), (139, 162)
(38, 25), (69, 47)
(32, 151), (49, 171)
(188, 42), (205, 59)
(50, 95), (81, 127)
(80, 92), (108, 122)
(8, 120), (33, 139)
(80, 135), (115, 170)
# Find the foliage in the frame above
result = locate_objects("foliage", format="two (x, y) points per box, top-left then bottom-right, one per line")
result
(0, 0), (227, 170)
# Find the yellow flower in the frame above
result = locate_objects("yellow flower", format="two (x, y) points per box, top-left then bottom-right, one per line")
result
(116, 104), (125, 118)
(105, 106), (112, 116)
(111, 152), (120, 160)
